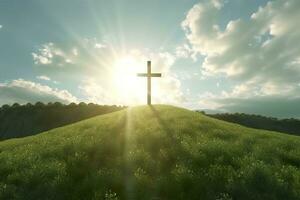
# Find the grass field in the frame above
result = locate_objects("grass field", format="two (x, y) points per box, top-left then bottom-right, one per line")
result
(1, 105), (300, 200)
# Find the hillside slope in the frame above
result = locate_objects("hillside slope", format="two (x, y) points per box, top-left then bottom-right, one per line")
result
(0, 105), (300, 200)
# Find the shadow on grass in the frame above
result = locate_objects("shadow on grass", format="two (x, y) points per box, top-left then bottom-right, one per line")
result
(149, 105), (173, 136)
(149, 105), (193, 167)
(147, 105), (203, 198)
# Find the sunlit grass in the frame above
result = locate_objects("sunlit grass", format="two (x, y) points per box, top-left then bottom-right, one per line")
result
(1, 105), (300, 199)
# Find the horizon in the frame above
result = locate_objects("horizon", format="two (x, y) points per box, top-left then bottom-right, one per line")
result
(1, 0), (300, 118)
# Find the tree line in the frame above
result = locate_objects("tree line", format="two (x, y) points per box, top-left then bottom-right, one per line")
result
(0, 102), (126, 140)
(200, 111), (300, 136)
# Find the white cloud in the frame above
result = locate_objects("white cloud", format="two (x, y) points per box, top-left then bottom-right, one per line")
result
(212, 0), (224, 9)
(0, 25), (2, 29)
(32, 43), (76, 66)
(183, 0), (300, 117)
(36, 75), (51, 81)
(202, 95), (300, 118)
(72, 48), (79, 56)
(182, 0), (226, 55)
(32, 43), (54, 65)
(94, 43), (106, 49)
(175, 43), (198, 61)
(183, 0), (300, 89)
(0, 79), (77, 105)
(198, 82), (300, 117)
(79, 78), (118, 105)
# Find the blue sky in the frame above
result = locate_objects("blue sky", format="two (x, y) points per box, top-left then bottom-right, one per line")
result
(1, 0), (300, 118)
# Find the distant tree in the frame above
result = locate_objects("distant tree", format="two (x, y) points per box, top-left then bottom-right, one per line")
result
(207, 112), (300, 136)
(1, 104), (10, 111)
(0, 102), (125, 140)
(25, 103), (33, 107)
(79, 102), (87, 107)
(12, 103), (20, 108)
(53, 102), (63, 107)
(35, 102), (45, 108)
(68, 103), (77, 107)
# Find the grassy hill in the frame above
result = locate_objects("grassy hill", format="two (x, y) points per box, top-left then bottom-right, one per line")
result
(1, 105), (300, 200)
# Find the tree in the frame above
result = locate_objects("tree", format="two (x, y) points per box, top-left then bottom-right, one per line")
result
(12, 103), (20, 108)
(0, 102), (125, 140)
(53, 102), (63, 107)
(68, 102), (77, 107)
(88, 103), (95, 107)
(79, 102), (87, 107)
(35, 102), (45, 108)
(25, 103), (33, 108)
(1, 104), (10, 111)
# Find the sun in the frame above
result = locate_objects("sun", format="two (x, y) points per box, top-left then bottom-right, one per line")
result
(112, 56), (146, 105)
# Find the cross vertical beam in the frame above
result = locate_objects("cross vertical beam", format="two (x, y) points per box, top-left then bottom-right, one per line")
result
(147, 61), (151, 105)
(137, 61), (162, 105)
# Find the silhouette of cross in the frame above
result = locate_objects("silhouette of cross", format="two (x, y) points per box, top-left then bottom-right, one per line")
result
(137, 61), (162, 105)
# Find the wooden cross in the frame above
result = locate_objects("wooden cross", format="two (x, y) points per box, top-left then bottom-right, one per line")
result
(137, 61), (162, 105)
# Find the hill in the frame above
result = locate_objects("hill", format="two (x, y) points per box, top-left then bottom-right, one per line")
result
(206, 112), (300, 136)
(1, 105), (300, 200)
(0, 102), (125, 140)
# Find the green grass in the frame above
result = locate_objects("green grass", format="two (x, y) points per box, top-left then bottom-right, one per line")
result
(1, 105), (300, 200)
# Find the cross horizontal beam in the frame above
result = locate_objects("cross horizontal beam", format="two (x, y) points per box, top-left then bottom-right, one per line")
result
(137, 73), (162, 77)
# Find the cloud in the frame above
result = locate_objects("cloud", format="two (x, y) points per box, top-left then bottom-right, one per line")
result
(32, 43), (76, 66)
(199, 82), (300, 118)
(175, 43), (198, 61)
(36, 75), (60, 85)
(183, 0), (300, 117)
(32, 43), (54, 65)
(36, 75), (51, 81)
(183, 0), (300, 88)
(0, 25), (2, 29)
(0, 79), (77, 105)
(78, 78), (118, 105)
(94, 43), (107, 49)
(203, 96), (300, 118)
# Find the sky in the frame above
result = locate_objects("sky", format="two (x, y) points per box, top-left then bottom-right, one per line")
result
(1, 0), (300, 118)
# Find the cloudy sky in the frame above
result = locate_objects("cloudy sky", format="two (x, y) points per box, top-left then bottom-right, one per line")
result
(1, 0), (300, 118)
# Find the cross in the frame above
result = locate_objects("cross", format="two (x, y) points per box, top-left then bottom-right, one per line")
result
(137, 61), (162, 105)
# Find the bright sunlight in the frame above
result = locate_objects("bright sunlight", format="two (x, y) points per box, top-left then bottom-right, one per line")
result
(112, 56), (146, 105)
